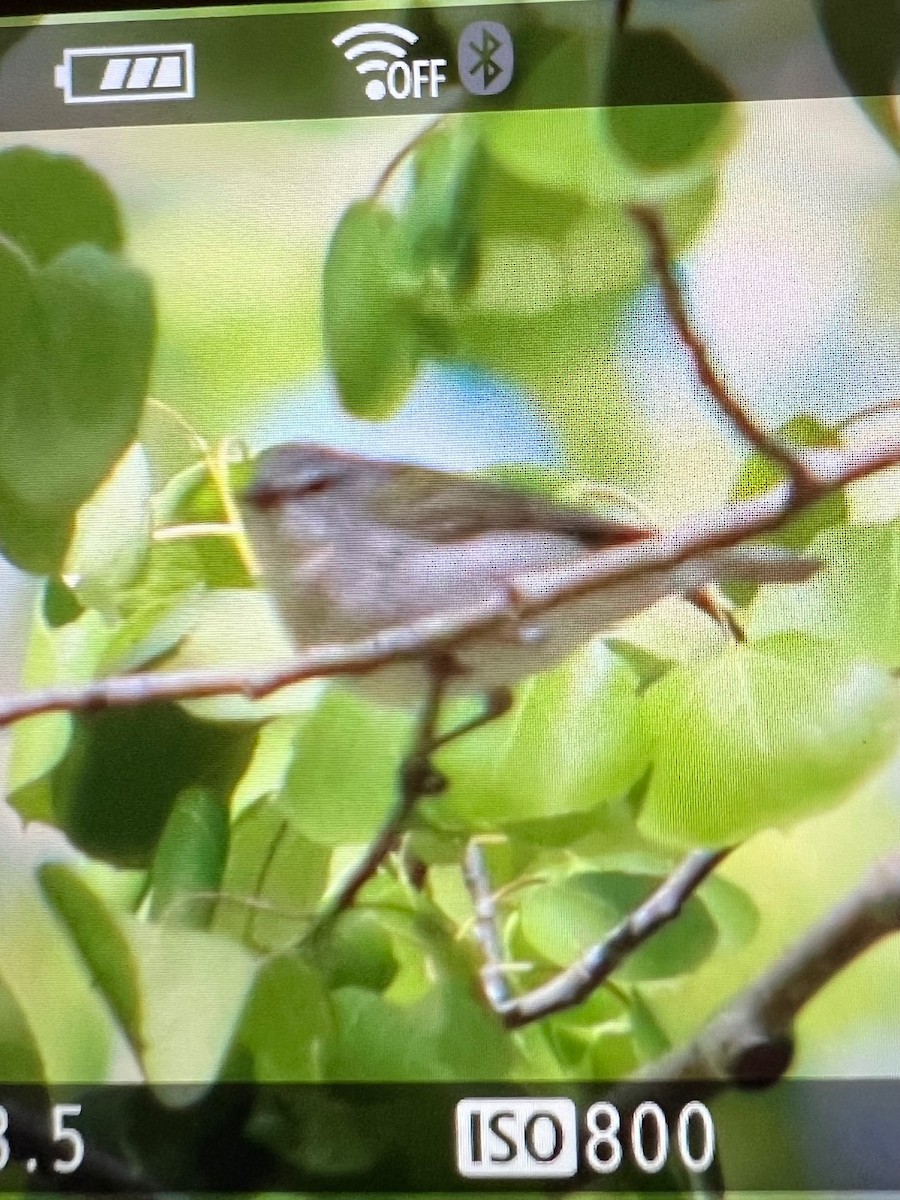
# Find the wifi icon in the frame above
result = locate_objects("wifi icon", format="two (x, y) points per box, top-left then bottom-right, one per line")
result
(332, 22), (426, 101)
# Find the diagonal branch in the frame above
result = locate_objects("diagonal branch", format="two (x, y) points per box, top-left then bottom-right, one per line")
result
(638, 853), (900, 1085)
(629, 204), (818, 493)
(303, 657), (451, 939)
(0, 436), (898, 732)
(463, 846), (730, 1027)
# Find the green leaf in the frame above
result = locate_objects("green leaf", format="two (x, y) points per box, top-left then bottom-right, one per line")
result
(39, 864), (141, 1045)
(238, 954), (330, 1081)
(749, 523), (900, 670)
(324, 978), (512, 1081)
(628, 986), (672, 1063)
(0, 241), (155, 572)
(42, 577), (84, 628)
(159, 589), (315, 721)
(42, 864), (258, 1088)
(518, 870), (718, 980)
(700, 875), (760, 952)
(815, 0), (900, 153)
(0, 972), (46, 1082)
(0, 244), (155, 511)
(280, 688), (411, 846)
(128, 922), (258, 1088)
(312, 910), (399, 993)
(64, 442), (152, 613)
(603, 30), (736, 170)
(638, 636), (899, 847)
(47, 703), (256, 868)
(437, 647), (648, 828)
(402, 122), (484, 296)
(323, 201), (422, 418)
(214, 797), (330, 951)
(8, 605), (109, 824)
(0, 147), (123, 265)
(149, 787), (230, 929)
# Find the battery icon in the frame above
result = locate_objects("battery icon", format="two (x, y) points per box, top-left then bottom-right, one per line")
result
(53, 43), (195, 104)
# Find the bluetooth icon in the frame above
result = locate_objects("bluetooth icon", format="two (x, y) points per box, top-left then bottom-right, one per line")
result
(457, 20), (514, 96)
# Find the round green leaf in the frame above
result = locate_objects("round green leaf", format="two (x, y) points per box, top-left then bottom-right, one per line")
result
(437, 647), (648, 828)
(518, 870), (718, 980)
(0, 243), (155, 566)
(280, 687), (411, 846)
(603, 30), (735, 170)
(313, 910), (399, 993)
(238, 954), (330, 1081)
(638, 636), (899, 847)
(323, 201), (422, 418)
(49, 703), (256, 868)
(0, 147), (123, 266)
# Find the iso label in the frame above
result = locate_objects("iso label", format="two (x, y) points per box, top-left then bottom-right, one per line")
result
(455, 1097), (716, 1180)
(456, 1098), (578, 1178)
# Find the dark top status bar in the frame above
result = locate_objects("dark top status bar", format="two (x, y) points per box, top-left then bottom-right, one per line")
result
(0, 0), (890, 132)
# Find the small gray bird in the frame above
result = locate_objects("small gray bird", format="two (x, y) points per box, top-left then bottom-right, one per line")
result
(240, 443), (818, 702)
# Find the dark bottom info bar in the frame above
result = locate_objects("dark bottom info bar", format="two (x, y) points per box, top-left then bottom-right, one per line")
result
(0, 1080), (898, 1192)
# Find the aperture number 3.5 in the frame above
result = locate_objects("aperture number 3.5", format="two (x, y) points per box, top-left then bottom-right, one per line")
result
(0, 1103), (85, 1176)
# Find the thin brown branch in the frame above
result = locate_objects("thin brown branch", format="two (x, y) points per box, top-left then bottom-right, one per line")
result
(630, 205), (818, 493)
(480, 849), (730, 1028)
(637, 853), (900, 1084)
(1, 438), (899, 733)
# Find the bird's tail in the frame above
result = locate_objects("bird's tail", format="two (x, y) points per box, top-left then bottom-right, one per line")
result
(711, 543), (821, 584)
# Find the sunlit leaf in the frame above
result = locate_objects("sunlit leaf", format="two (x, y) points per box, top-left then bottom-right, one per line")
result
(749, 523), (900, 669)
(39, 864), (141, 1046)
(214, 797), (330, 951)
(638, 635), (899, 846)
(437, 647), (648, 828)
(280, 688), (411, 846)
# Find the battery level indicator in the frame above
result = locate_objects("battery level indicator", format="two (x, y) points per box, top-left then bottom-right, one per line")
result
(54, 43), (195, 104)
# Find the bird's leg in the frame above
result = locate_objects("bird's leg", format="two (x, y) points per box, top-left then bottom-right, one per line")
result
(430, 686), (515, 752)
(687, 586), (746, 643)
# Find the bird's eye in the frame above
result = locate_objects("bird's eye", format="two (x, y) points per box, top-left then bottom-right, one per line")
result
(296, 471), (337, 495)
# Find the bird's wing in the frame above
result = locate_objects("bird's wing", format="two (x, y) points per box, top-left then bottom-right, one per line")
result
(371, 465), (650, 546)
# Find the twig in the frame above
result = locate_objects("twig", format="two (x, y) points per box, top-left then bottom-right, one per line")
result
(637, 853), (900, 1084)
(629, 205), (818, 493)
(1, 436), (899, 732)
(465, 848), (730, 1027)
(463, 840), (514, 1011)
(614, 0), (634, 31)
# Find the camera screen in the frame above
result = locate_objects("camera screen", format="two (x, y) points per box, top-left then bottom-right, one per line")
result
(0, 0), (898, 1194)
